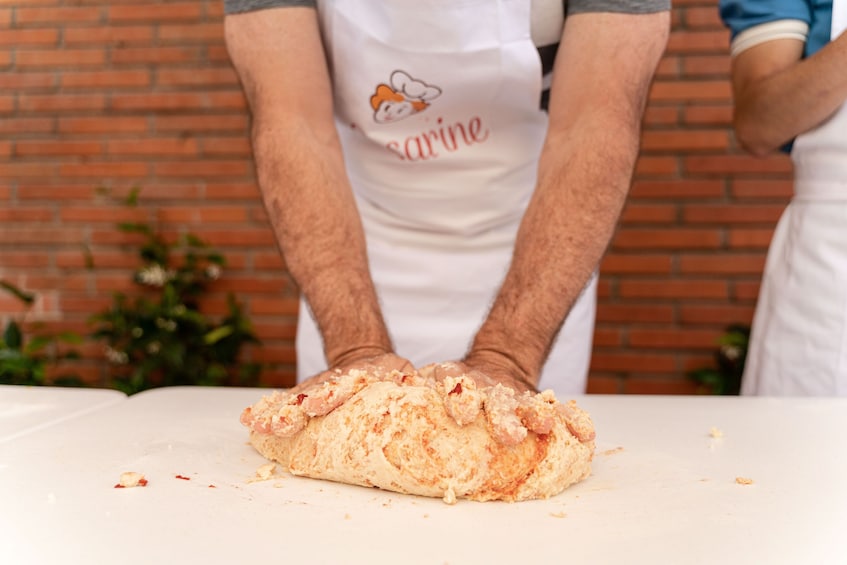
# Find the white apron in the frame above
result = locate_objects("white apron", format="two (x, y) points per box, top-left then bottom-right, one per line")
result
(296, 0), (597, 396)
(741, 0), (847, 396)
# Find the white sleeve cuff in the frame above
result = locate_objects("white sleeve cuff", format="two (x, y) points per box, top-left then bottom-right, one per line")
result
(730, 19), (809, 57)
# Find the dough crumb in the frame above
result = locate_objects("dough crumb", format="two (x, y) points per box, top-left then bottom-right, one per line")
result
(602, 447), (624, 456)
(549, 511), (567, 518)
(442, 487), (457, 505)
(247, 463), (277, 483)
(709, 427), (724, 438)
(115, 472), (148, 488)
(735, 477), (754, 485)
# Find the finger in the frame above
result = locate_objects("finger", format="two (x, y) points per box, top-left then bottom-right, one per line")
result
(439, 374), (482, 426)
(483, 384), (528, 446)
(557, 399), (596, 443)
(299, 368), (373, 417)
(515, 390), (557, 436)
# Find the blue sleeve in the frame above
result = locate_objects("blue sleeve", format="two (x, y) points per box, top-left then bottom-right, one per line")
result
(719, 0), (812, 40)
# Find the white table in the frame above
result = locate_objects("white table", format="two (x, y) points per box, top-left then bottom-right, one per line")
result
(0, 387), (844, 564)
(0, 384), (126, 444)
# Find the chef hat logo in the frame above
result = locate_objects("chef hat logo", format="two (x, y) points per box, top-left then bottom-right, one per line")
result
(370, 70), (442, 124)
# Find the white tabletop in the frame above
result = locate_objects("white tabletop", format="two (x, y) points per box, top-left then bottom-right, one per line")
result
(0, 385), (126, 444)
(0, 387), (844, 565)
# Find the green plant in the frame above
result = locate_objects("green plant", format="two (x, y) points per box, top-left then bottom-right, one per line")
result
(688, 324), (750, 395)
(0, 281), (84, 387)
(89, 190), (262, 395)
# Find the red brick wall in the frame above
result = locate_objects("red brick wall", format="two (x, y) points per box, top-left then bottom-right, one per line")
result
(0, 0), (794, 393)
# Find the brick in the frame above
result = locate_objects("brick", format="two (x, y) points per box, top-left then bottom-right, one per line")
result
(631, 179), (725, 199)
(252, 252), (286, 271)
(107, 138), (199, 156)
(110, 92), (204, 111)
(126, 183), (202, 200)
(17, 184), (98, 200)
(685, 154), (793, 175)
(683, 204), (785, 224)
(0, 208), (53, 222)
(206, 45), (232, 63)
(642, 105), (679, 126)
(595, 304), (675, 324)
(0, 163), (58, 178)
(679, 304), (755, 326)
(619, 279), (729, 299)
(0, 28), (59, 46)
(18, 94), (106, 113)
(0, 117), (55, 135)
(0, 227), (86, 245)
(731, 179), (793, 199)
(683, 104), (733, 126)
(63, 25), (154, 45)
(108, 3), (203, 22)
(623, 377), (700, 395)
(634, 156), (679, 176)
(15, 6), (103, 25)
(0, 252), (50, 268)
(592, 328), (623, 347)
(200, 137), (252, 156)
(628, 328), (725, 349)
(0, 95), (14, 113)
(654, 56), (680, 79)
(252, 321), (298, 340)
(58, 162), (149, 178)
(56, 251), (138, 270)
(157, 67), (238, 87)
(60, 206), (149, 223)
(678, 254), (766, 275)
(650, 80), (731, 102)
(666, 30), (731, 54)
(682, 55), (731, 77)
(58, 116), (148, 134)
(591, 353), (677, 374)
(727, 228), (776, 249)
(586, 376), (622, 394)
(0, 72), (56, 90)
(641, 130), (729, 151)
(684, 6), (726, 28)
(61, 70), (151, 89)
(204, 182), (262, 200)
(14, 140), (103, 157)
(153, 160), (251, 177)
(17, 49), (107, 69)
(111, 46), (204, 65)
(154, 114), (248, 133)
(158, 22), (224, 43)
(619, 204), (677, 224)
(189, 228), (275, 247)
(612, 228), (722, 250)
(733, 280), (762, 301)
(600, 254), (673, 275)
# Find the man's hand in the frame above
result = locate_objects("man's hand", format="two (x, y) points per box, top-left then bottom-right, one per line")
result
(240, 352), (415, 437)
(420, 361), (563, 446)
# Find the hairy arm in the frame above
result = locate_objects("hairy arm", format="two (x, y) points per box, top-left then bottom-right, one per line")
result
(224, 8), (393, 369)
(731, 31), (847, 155)
(465, 11), (670, 388)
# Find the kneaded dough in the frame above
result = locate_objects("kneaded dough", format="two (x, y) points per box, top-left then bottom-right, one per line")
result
(245, 376), (595, 503)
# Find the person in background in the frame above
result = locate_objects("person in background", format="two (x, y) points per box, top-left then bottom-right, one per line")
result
(720, 0), (847, 395)
(222, 0), (669, 419)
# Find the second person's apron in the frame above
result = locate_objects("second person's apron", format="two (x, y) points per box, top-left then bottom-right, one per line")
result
(741, 0), (847, 395)
(296, 0), (597, 396)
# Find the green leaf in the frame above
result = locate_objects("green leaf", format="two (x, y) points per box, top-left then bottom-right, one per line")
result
(204, 325), (233, 345)
(3, 321), (23, 350)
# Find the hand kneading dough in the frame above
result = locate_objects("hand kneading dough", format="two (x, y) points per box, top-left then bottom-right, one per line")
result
(245, 375), (595, 503)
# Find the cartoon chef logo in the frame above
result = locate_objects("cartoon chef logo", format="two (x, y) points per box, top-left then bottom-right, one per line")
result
(370, 70), (442, 124)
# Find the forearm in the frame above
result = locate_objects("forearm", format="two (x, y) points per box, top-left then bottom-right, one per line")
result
(468, 123), (636, 385)
(252, 121), (392, 367)
(466, 11), (666, 386)
(734, 32), (847, 155)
